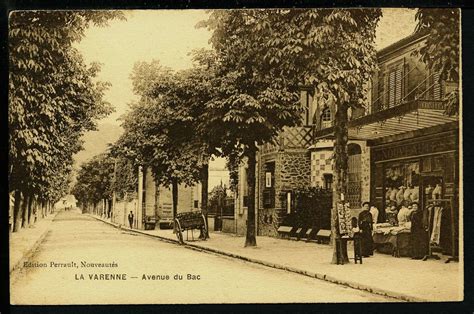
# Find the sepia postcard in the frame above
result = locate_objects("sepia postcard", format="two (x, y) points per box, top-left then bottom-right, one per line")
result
(8, 7), (463, 305)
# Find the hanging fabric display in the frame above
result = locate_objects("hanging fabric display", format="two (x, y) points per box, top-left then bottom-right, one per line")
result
(430, 206), (443, 245)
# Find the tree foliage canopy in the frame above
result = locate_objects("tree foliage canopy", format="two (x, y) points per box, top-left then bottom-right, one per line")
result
(414, 8), (460, 116)
(200, 8), (381, 249)
(9, 11), (123, 202)
(199, 10), (304, 157)
(72, 153), (115, 205)
(415, 8), (459, 83)
(115, 60), (204, 187)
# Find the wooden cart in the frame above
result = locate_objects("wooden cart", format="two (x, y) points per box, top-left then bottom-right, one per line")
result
(174, 211), (208, 244)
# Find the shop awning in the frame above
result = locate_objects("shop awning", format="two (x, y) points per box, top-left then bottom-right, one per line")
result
(313, 99), (459, 142)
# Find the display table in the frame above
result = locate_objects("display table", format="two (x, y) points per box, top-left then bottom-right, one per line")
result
(373, 224), (412, 257)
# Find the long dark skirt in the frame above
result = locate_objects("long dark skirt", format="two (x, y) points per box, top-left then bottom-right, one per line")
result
(410, 210), (429, 258)
(411, 230), (429, 258)
(360, 227), (374, 256)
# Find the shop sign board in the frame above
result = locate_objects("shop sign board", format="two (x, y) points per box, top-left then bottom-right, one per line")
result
(373, 133), (456, 161)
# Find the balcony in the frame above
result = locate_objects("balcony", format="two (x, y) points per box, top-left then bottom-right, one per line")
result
(313, 98), (458, 142)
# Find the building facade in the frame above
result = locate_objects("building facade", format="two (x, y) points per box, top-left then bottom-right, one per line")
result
(235, 32), (460, 254)
(312, 32), (459, 255)
(112, 166), (198, 230)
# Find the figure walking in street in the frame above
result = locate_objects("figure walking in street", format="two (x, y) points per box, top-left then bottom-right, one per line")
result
(128, 211), (134, 229)
(358, 202), (374, 257)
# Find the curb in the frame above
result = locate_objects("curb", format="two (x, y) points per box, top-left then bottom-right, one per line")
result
(89, 215), (425, 302)
(10, 211), (60, 275)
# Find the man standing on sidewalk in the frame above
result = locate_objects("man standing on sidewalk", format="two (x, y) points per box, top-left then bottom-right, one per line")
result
(128, 211), (134, 229)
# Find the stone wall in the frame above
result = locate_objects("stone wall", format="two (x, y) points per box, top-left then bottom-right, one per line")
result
(257, 151), (278, 237)
(258, 149), (311, 237)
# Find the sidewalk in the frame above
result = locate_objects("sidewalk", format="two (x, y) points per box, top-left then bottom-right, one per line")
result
(93, 215), (462, 302)
(9, 210), (62, 274)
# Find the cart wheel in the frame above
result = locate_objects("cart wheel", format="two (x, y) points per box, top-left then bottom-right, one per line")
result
(175, 219), (184, 244)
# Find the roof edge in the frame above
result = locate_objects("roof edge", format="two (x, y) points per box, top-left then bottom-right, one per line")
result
(377, 31), (428, 58)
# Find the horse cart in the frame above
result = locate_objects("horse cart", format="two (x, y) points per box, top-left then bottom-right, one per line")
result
(174, 211), (208, 244)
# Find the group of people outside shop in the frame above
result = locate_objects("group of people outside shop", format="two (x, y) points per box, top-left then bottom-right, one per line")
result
(352, 200), (428, 259)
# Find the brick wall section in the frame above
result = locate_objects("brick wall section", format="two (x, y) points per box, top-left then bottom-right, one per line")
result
(310, 140), (371, 210)
(310, 148), (334, 187)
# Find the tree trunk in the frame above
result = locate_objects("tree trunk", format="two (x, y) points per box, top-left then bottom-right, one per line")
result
(27, 195), (35, 225)
(331, 102), (350, 264)
(154, 181), (160, 227)
(21, 193), (30, 229)
(172, 178), (178, 233)
(200, 163), (210, 239)
(33, 197), (38, 222)
(13, 190), (22, 232)
(245, 145), (257, 247)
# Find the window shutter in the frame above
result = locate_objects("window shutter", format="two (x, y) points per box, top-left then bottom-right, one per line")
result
(388, 70), (396, 107)
(395, 65), (403, 104)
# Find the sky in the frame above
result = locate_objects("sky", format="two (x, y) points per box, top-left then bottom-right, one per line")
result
(73, 8), (417, 170)
(75, 10), (212, 125)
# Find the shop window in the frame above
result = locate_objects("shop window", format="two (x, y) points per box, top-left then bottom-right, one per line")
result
(194, 200), (199, 209)
(384, 161), (420, 214)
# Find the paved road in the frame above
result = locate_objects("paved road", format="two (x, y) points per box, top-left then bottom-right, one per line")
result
(11, 210), (395, 304)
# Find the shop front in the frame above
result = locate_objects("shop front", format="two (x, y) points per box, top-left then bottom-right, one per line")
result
(313, 98), (460, 259)
(370, 128), (459, 258)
